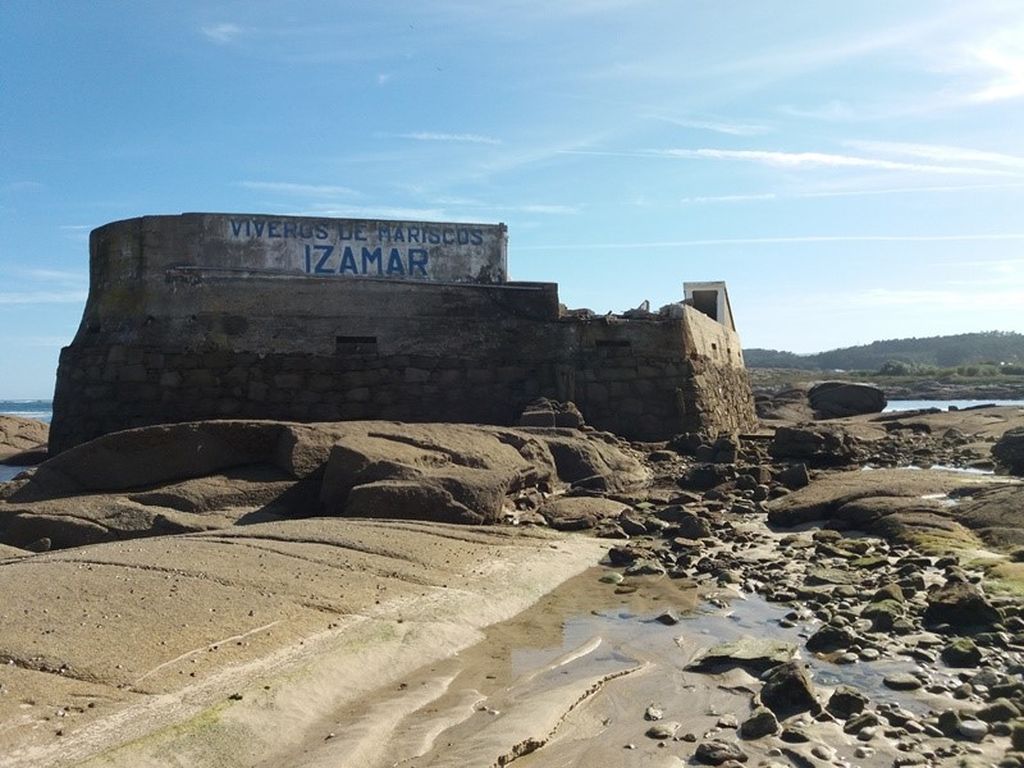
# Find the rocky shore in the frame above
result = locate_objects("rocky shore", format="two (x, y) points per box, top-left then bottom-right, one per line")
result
(2, 405), (1024, 767)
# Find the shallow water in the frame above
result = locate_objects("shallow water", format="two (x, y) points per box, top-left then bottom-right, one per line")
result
(0, 465), (24, 483)
(885, 399), (1024, 412)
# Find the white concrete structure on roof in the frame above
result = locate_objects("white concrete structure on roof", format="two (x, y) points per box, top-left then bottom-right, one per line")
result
(684, 281), (736, 332)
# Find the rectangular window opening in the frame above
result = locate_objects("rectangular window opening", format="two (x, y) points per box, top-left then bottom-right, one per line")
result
(336, 335), (378, 354)
(595, 339), (631, 348)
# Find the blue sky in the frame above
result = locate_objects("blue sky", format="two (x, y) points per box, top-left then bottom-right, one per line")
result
(2, 0), (1024, 397)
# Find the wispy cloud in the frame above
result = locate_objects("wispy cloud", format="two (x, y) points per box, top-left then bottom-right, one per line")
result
(0, 290), (88, 305)
(518, 233), (1024, 250)
(200, 23), (244, 44)
(658, 148), (1018, 176)
(391, 132), (502, 145)
(844, 140), (1024, 170)
(958, 24), (1024, 104)
(295, 205), (448, 220)
(238, 181), (360, 197)
(681, 193), (778, 204)
(680, 181), (1024, 205)
(831, 287), (1024, 311)
(561, 146), (1024, 176)
(18, 268), (88, 284)
(651, 115), (771, 136)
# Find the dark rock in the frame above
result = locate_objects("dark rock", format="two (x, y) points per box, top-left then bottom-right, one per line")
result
(923, 582), (1002, 634)
(739, 707), (779, 739)
(993, 428), (1024, 475)
(977, 698), (1021, 723)
(769, 425), (861, 467)
(883, 673), (923, 691)
(678, 464), (735, 491)
(862, 599), (904, 631)
(759, 662), (819, 719)
(517, 398), (585, 429)
(827, 686), (868, 719)
(694, 739), (748, 765)
(941, 637), (983, 667)
(844, 712), (880, 735)
(774, 463), (810, 490)
(808, 381), (886, 419)
(806, 625), (856, 654)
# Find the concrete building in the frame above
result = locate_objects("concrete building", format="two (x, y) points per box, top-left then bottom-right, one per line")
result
(49, 213), (756, 453)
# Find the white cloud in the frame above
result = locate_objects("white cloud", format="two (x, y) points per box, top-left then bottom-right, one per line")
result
(0, 290), (88, 305)
(658, 148), (1018, 176)
(679, 181), (1024, 205)
(960, 26), (1024, 104)
(200, 23), (244, 44)
(561, 147), (1021, 176)
(651, 115), (771, 137)
(514, 204), (580, 214)
(393, 132), (502, 145)
(681, 193), (778, 204)
(238, 181), (360, 197)
(18, 268), (87, 284)
(844, 140), (1024, 170)
(518, 233), (1024, 250)
(296, 205), (448, 220)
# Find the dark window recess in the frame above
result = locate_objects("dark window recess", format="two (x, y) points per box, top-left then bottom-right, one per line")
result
(691, 290), (719, 321)
(711, 343), (718, 351)
(595, 339), (631, 348)
(336, 335), (378, 354)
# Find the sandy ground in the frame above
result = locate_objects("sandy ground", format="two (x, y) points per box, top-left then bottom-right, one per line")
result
(0, 519), (606, 768)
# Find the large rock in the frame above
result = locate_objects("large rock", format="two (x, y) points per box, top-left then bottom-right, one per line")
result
(767, 468), (995, 530)
(993, 427), (1024, 475)
(758, 661), (819, 720)
(923, 582), (1002, 634)
(2, 420), (646, 549)
(950, 485), (1024, 548)
(0, 416), (48, 464)
(318, 422), (559, 525)
(769, 424), (861, 467)
(808, 381), (887, 419)
(687, 636), (797, 674)
(538, 497), (629, 531)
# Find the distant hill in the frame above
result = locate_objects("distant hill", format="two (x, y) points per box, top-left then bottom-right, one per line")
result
(745, 331), (1024, 372)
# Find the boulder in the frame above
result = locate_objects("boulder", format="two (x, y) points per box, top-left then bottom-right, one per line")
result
(538, 497), (629, 531)
(808, 381), (887, 419)
(923, 582), (1002, 634)
(992, 427), (1024, 475)
(769, 425), (861, 467)
(517, 398), (585, 429)
(0, 415), (48, 464)
(758, 661), (819, 720)
(538, 431), (648, 491)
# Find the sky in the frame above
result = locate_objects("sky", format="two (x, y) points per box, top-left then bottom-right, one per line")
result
(2, 0), (1024, 398)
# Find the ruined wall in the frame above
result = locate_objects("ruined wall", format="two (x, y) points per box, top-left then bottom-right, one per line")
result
(50, 214), (756, 452)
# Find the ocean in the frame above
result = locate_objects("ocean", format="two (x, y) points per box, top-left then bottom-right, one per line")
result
(0, 399), (53, 424)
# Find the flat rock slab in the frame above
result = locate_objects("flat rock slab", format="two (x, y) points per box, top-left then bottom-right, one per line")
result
(688, 635), (797, 673)
(0, 416), (48, 463)
(540, 496), (630, 530)
(0, 518), (606, 767)
(767, 468), (1003, 528)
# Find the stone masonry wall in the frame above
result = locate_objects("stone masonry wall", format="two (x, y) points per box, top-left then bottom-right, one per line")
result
(50, 333), (754, 453)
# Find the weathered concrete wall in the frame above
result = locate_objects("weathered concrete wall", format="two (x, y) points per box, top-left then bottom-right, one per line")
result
(50, 215), (757, 452)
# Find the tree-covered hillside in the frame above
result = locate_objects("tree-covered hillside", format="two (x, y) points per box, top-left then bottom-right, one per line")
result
(745, 331), (1024, 371)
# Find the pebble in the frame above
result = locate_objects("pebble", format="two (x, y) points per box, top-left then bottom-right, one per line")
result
(883, 672), (923, 691)
(645, 721), (680, 740)
(957, 719), (989, 742)
(644, 705), (664, 721)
